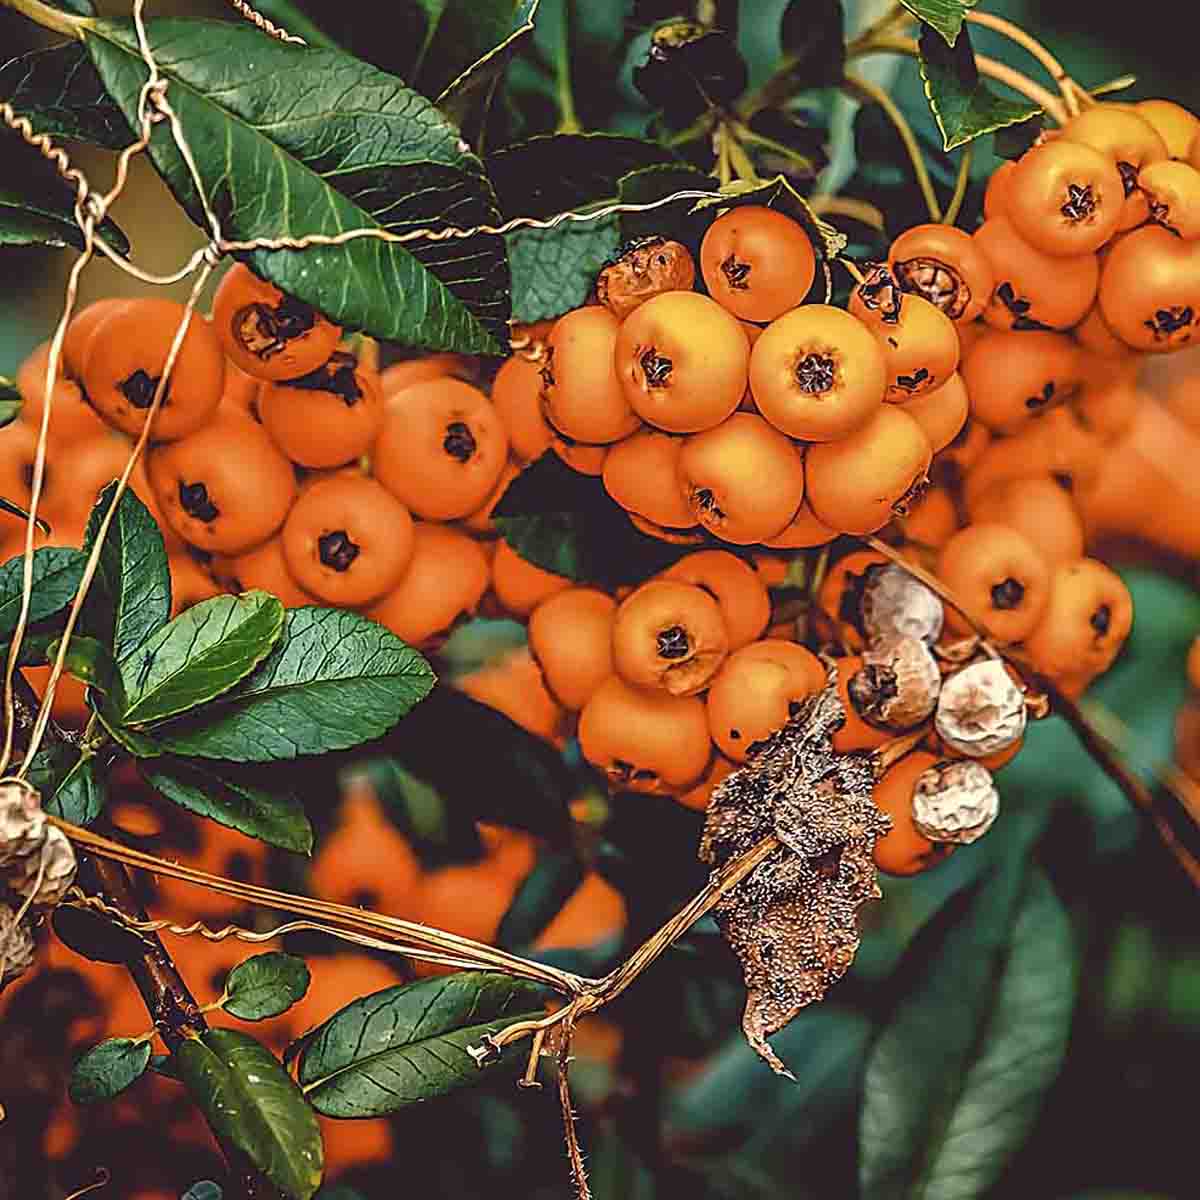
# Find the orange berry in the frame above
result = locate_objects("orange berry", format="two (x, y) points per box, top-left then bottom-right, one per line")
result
(936, 522), (1051, 642)
(602, 429), (693, 528)
(220, 360), (263, 422)
(660, 549), (770, 650)
(366, 523), (490, 648)
(1138, 159), (1200, 240)
(62, 298), (129, 380)
(542, 306), (642, 444)
(596, 237), (697, 320)
(872, 752), (953, 876)
(749, 304), (886, 439)
(615, 291), (749, 432)
(1006, 140), (1125, 256)
(210, 262), (341, 382)
(16, 340), (108, 443)
(678, 413), (806, 544)
(461, 458), (519, 536)
(612, 579), (729, 696)
(966, 476), (1085, 568)
(1073, 302), (1133, 359)
(896, 485), (958, 548)
(888, 222), (996, 323)
(281, 474), (414, 606)
(1098, 225), (1200, 353)
(974, 216), (1098, 331)
(258, 351), (384, 468)
(849, 275), (961, 401)
(147, 412), (296, 554)
(699, 205), (816, 322)
(1072, 377), (1142, 441)
(210, 536), (317, 608)
(456, 647), (565, 746)
(761, 499), (838, 549)
(626, 512), (705, 544)
(491, 538), (571, 616)
(380, 353), (473, 397)
(578, 675), (711, 794)
(678, 754), (738, 812)
(936, 418), (990, 479)
(831, 655), (892, 752)
(805, 405), (932, 535)
(168, 551), (224, 616)
(374, 378), (509, 518)
(961, 329), (1082, 434)
(490, 354), (554, 463)
(1134, 99), (1200, 160)
(706, 639), (825, 760)
(1023, 558), (1133, 685)
(896, 370), (968, 451)
(83, 298), (225, 440)
(984, 159), (1017, 220)
(550, 434), (609, 475)
(1187, 636), (1200, 692)
(528, 587), (616, 710)
(41, 432), (134, 525)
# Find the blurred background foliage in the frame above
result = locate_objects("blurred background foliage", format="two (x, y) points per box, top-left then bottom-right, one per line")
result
(1, 2), (1199, 1198)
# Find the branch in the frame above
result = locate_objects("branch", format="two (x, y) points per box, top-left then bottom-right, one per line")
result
(0, 0), (91, 37)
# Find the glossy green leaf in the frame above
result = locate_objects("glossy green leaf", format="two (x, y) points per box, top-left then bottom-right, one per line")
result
(82, 482), (171, 665)
(69, 1037), (151, 1104)
(224, 952), (311, 1021)
(616, 163), (716, 244)
(858, 813), (1044, 1198)
(0, 43), (131, 148)
(0, 547), (86, 642)
(143, 756), (312, 854)
(0, 377), (20, 430)
(23, 736), (107, 825)
(117, 591), (285, 727)
(918, 25), (1041, 151)
(152, 607), (435, 762)
(53, 900), (150, 965)
(297, 972), (545, 1117)
(180, 1183), (223, 1200)
(901, 0), (977, 46)
(84, 18), (509, 353)
(174, 1028), (323, 1200)
(95, 705), (163, 758)
(47, 633), (121, 702)
(506, 219), (618, 323)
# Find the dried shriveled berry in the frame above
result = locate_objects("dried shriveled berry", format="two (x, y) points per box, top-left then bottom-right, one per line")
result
(935, 659), (1027, 758)
(7, 824), (77, 909)
(596, 237), (697, 320)
(0, 779), (46, 869)
(848, 636), (941, 731)
(912, 760), (1000, 845)
(0, 901), (36, 990)
(860, 563), (945, 648)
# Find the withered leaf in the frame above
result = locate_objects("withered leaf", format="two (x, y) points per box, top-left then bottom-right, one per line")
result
(698, 670), (889, 1076)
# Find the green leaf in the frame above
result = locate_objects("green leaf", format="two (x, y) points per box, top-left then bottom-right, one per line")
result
(777, 0), (846, 90)
(152, 607), (435, 762)
(496, 847), (583, 951)
(858, 814), (1044, 1198)
(506, 219), (618, 323)
(0, 376), (20, 430)
(24, 738), (107, 825)
(224, 952), (311, 1021)
(142, 756), (312, 854)
(82, 482), (171, 665)
(117, 591), (285, 727)
(494, 451), (698, 588)
(616, 162), (716, 244)
(47, 633), (122, 705)
(0, 43), (132, 148)
(181, 1184), (223, 1200)
(297, 972), (545, 1117)
(84, 18), (510, 354)
(900, 0), (977, 46)
(918, 25), (1042, 151)
(94, 704), (163, 758)
(69, 1037), (151, 1104)
(0, 547), (86, 642)
(904, 870), (1077, 1199)
(174, 1028), (323, 1200)
(53, 901), (150, 964)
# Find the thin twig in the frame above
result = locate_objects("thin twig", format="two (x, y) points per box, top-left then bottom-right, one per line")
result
(557, 1027), (592, 1200)
(943, 143), (974, 226)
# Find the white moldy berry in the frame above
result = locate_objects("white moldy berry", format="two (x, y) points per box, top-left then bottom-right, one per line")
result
(913, 760), (999, 844)
(0, 779), (46, 869)
(847, 636), (941, 731)
(0, 900), (36, 990)
(935, 659), (1027, 757)
(8, 825), (77, 909)
(861, 563), (945, 648)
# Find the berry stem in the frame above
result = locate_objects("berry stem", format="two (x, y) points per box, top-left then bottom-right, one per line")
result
(0, 0), (92, 36)
(963, 9), (1079, 117)
(810, 194), (887, 232)
(943, 142), (974, 226)
(843, 70), (942, 223)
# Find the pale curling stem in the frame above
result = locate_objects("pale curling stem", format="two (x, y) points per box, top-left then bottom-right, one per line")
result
(54, 818), (584, 994)
(226, 0), (307, 45)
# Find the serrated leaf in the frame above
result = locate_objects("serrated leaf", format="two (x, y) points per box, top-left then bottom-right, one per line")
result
(174, 1028), (323, 1200)
(0, 43), (131, 148)
(180, 1183), (223, 1200)
(858, 812), (1046, 1198)
(432, 1), (539, 123)
(94, 704), (163, 758)
(224, 952), (311, 1021)
(908, 870), (1077, 1199)
(506, 219), (619, 323)
(151, 607), (434, 762)
(24, 737), (107, 825)
(616, 162), (717, 245)
(142, 756), (312, 854)
(69, 1037), (151, 1104)
(918, 25), (1041, 151)
(82, 482), (171, 665)
(297, 972), (545, 1117)
(494, 451), (697, 588)
(0, 547), (86, 642)
(900, 0), (977, 46)
(85, 18), (509, 353)
(117, 591), (285, 727)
